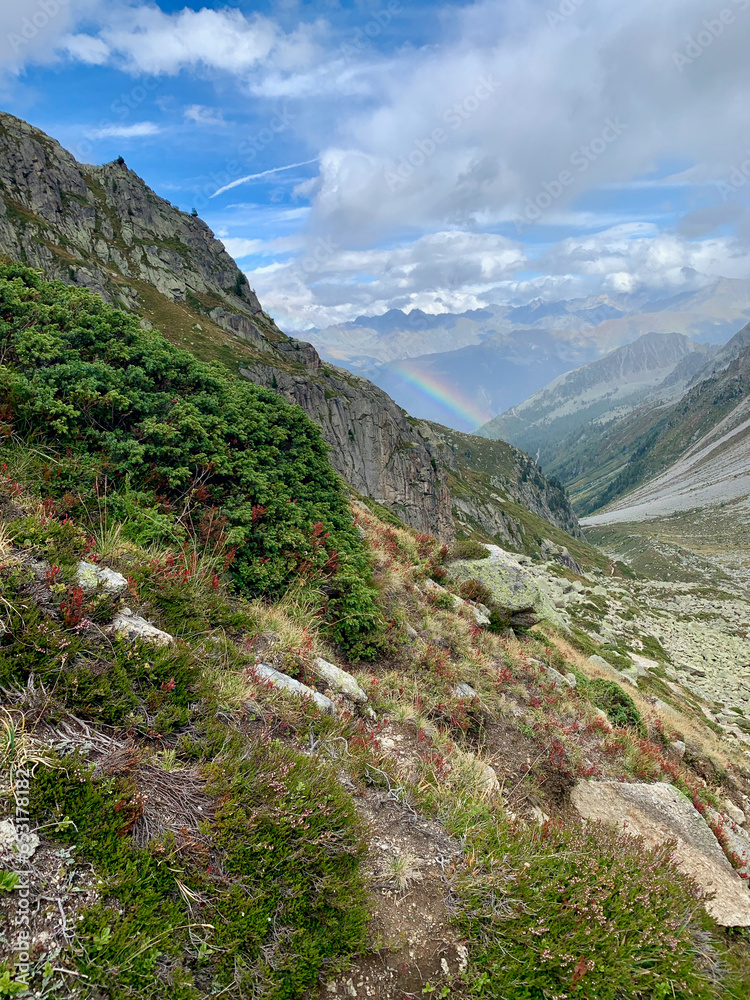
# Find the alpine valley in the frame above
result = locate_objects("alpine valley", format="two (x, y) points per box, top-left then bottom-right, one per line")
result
(4, 109), (750, 1000)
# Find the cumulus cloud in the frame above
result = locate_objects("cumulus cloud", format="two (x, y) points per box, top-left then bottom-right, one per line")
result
(243, 230), (527, 329)
(297, 0), (750, 242)
(63, 4), (325, 78)
(241, 224), (750, 330)
(0, 0), (100, 75)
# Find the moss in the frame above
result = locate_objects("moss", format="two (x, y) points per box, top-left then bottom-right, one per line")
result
(27, 739), (368, 1000)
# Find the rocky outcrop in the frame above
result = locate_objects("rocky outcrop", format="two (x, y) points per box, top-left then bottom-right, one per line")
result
(0, 112), (263, 321)
(571, 780), (750, 927)
(242, 356), (455, 539)
(446, 545), (566, 630)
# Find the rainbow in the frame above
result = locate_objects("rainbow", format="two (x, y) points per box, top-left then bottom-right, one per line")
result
(391, 362), (493, 429)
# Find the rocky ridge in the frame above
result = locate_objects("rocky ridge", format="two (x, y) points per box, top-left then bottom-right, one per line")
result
(0, 110), (578, 546)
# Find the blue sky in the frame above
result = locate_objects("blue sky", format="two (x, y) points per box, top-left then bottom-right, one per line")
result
(2, 0), (750, 330)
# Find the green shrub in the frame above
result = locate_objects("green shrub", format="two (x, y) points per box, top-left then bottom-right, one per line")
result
(447, 539), (490, 562)
(0, 264), (379, 654)
(587, 677), (646, 736)
(28, 740), (368, 1000)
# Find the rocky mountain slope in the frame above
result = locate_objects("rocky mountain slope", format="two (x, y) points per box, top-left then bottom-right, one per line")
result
(478, 331), (715, 466)
(3, 142), (750, 1000)
(0, 110), (576, 547)
(580, 339), (750, 525)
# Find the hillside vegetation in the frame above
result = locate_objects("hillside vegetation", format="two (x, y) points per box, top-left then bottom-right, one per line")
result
(2, 267), (750, 999)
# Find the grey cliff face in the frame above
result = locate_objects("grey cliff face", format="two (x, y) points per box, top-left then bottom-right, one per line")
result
(0, 111), (456, 539)
(241, 357), (455, 541)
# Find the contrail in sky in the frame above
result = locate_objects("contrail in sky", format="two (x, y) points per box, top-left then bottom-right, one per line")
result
(211, 159), (319, 197)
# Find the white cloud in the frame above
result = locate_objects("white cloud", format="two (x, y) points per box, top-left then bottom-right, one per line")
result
(85, 121), (160, 139)
(289, 0), (750, 244)
(0, 0), (100, 75)
(63, 5), (324, 78)
(184, 104), (225, 127)
(245, 230), (527, 329)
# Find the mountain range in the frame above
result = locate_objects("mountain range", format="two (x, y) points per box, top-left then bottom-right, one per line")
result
(479, 320), (750, 523)
(307, 281), (750, 431)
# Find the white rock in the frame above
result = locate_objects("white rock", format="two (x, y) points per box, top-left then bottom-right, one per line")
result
(630, 652), (659, 674)
(313, 657), (368, 704)
(572, 780), (750, 927)
(454, 682), (478, 700)
(76, 560), (128, 595)
(542, 664), (575, 689)
(670, 740), (686, 759)
(724, 799), (746, 827)
(619, 666), (639, 688)
(0, 818), (40, 859)
(252, 663), (335, 715)
(112, 608), (172, 646)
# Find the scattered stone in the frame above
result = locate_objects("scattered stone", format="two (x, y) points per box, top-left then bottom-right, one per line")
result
(529, 805), (551, 825)
(0, 818), (39, 859)
(619, 666), (639, 688)
(76, 559), (128, 595)
(571, 780), (750, 927)
(252, 663), (335, 715)
(112, 607), (172, 646)
(670, 740), (687, 760)
(541, 664), (576, 689)
(724, 799), (747, 827)
(592, 708), (613, 730)
(404, 623), (420, 641)
(629, 653), (657, 678)
(477, 762), (500, 799)
(565, 672), (578, 689)
(453, 683), (478, 700)
(592, 585), (608, 598)
(313, 656), (368, 704)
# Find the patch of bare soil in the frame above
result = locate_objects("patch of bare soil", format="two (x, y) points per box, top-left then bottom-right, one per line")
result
(317, 785), (466, 1000)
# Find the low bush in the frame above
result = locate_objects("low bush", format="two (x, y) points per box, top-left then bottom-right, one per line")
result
(0, 264), (380, 655)
(447, 539), (490, 562)
(457, 819), (716, 1000)
(28, 739), (368, 1000)
(586, 677), (646, 736)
